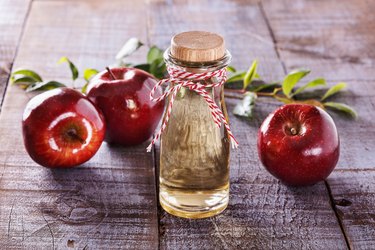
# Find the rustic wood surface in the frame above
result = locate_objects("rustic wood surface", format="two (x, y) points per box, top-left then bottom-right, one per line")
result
(262, 1), (375, 248)
(0, 0), (158, 249)
(0, 0), (374, 249)
(148, 0), (347, 249)
(0, 0), (31, 108)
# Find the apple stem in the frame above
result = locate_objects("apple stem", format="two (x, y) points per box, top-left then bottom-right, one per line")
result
(224, 93), (243, 99)
(224, 89), (246, 94)
(290, 127), (297, 135)
(225, 87), (286, 100)
(106, 67), (117, 80)
(67, 129), (86, 144)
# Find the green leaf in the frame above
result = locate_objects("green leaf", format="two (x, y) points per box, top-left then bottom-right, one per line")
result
(252, 83), (279, 92)
(115, 38), (144, 61)
(123, 63), (133, 67)
(243, 60), (258, 90)
(149, 60), (159, 76)
(58, 57), (79, 81)
(324, 102), (357, 119)
(321, 82), (347, 101)
(227, 66), (236, 73)
(11, 75), (38, 85)
(146, 46), (166, 78)
(147, 46), (164, 64)
(25, 81), (66, 92)
(292, 78), (326, 96)
(81, 83), (89, 94)
(11, 69), (43, 83)
(282, 69), (310, 97)
(274, 96), (293, 104)
(83, 68), (99, 82)
(134, 63), (151, 72)
(226, 71), (246, 83)
(149, 58), (166, 79)
(233, 92), (257, 118)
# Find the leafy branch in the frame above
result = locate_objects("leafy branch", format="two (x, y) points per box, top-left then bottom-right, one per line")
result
(10, 38), (357, 119)
(229, 61), (357, 119)
(11, 38), (167, 93)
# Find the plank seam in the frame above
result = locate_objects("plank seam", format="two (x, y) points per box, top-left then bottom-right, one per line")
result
(0, 0), (33, 114)
(258, 1), (287, 74)
(152, 142), (161, 250)
(7, 201), (14, 238)
(324, 180), (352, 249)
(145, 0), (151, 48)
(336, 168), (375, 172)
(146, 1), (161, 247)
(259, 2), (351, 248)
(41, 213), (55, 249)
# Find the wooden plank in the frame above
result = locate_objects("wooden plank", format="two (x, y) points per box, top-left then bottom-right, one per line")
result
(147, 0), (347, 248)
(261, 0), (375, 97)
(327, 95), (375, 170)
(146, 0), (285, 82)
(261, 0), (375, 168)
(262, 0), (375, 248)
(328, 170), (375, 249)
(0, 0), (158, 249)
(0, 0), (31, 109)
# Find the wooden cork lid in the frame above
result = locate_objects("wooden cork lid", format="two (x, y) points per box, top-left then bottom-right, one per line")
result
(170, 31), (226, 62)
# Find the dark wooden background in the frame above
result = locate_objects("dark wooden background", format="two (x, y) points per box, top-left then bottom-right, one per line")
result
(0, 0), (374, 249)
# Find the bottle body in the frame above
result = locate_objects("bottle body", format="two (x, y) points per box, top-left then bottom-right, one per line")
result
(159, 81), (230, 218)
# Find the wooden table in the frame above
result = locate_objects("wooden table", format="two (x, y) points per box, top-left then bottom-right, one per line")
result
(0, 0), (374, 249)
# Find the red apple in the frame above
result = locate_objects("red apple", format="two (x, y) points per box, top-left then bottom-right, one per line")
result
(22, 88), (106, 168)
(86, 67), (164, 146)
(257, 104), (339, 186)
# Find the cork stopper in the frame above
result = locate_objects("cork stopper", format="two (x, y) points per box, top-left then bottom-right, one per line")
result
(170, 31), (226, 62)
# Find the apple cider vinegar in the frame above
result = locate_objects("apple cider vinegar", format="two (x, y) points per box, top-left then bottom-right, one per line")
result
(159, 84), (230, 218)
(152, 31), (237, 218)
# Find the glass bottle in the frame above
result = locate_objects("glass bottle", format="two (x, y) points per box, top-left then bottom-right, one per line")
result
(158, 31), (234, 219)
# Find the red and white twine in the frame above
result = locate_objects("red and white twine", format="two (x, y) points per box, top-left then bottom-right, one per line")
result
(146, 66), (239, 152)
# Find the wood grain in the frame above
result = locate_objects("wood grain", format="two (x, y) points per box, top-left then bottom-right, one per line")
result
(1, 0), (374, 248)
(0, 0), (158, 249)
(146, 0), (285, 83)
(328, 170), (375, 249)
(262, 0), (375, 96)
(157, 99), (348, 249)
(147, 0), (347, 249)
(262, 0), (375, 248)
(0, 0), (31, 110)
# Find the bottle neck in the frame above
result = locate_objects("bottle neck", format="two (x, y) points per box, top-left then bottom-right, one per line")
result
(164, 48), (231, 74)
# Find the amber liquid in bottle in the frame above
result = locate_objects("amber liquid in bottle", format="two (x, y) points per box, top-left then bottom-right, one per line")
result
(159, 82), (230, 219)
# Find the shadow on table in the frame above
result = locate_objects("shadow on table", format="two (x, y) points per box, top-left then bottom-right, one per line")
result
(158, 176), (340, 249)
(34, 142), (157, 247)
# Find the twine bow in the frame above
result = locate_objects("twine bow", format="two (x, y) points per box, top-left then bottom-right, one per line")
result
(146, 66), (239, 152)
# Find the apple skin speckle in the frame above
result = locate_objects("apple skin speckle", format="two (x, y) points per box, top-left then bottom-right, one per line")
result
(257, 104), (340, 186)
(86, 68), (165, 146)
(22, 88), (106, 168)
